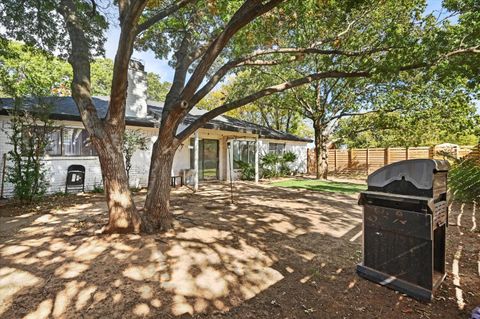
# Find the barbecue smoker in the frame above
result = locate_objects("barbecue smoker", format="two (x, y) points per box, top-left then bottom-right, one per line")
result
(356, 159), (450, 301)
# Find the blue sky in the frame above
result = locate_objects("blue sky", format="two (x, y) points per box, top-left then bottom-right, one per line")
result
(103, 0), (446, 83)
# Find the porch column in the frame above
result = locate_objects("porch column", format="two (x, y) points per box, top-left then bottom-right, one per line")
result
(254, 137), (259, 183)
(194, 131), (199, 191)
(229, 139), (235, 182)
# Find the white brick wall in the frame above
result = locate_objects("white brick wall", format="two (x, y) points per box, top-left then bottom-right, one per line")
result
(0, 117), (157, 197)
(258, 139), (308, 174)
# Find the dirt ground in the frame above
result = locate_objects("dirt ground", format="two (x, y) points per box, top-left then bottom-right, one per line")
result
(0, 181), (479, 319)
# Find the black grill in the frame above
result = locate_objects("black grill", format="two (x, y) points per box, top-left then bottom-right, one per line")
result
(356, 159), (450, 301)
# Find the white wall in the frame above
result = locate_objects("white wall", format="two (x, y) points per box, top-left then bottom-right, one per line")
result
(257, 139), (308, 174)
(0, 117), (157, 197)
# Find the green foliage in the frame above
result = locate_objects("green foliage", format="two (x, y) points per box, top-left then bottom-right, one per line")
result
(0, 0), (107, 57)
(449, 158), (480, 202)
(260, 152), (281, 178)
(0, 41), (72, 97)
(201, 72), (312, 138)
(334, 75), (480, 148)
(4, 101), (55, 202)
(280, 151), (298, 176)
(91, 58), (114, 96)
(260, 151), (297, 178)
(123, 130), (149, 184)
(0, 41), (171, 99)
(147, 73), (171, 102)
(91, 184), (104, 194)
(234, 160), (255, 181)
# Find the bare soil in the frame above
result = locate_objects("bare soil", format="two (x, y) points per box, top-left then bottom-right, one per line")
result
(0, 181), (478, 319)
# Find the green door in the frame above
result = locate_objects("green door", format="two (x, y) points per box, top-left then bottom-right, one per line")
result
(202, 139), (219, 180)
(190, 139), (219, 180)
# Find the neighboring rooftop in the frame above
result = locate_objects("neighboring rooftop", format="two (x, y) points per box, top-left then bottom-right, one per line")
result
(0, 96), (312, 142)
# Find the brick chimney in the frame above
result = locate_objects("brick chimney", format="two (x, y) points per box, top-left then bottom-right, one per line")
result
(126, 60), (148, 118)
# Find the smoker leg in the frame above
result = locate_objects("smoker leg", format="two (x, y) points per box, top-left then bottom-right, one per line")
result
(356, 264), (433, 302)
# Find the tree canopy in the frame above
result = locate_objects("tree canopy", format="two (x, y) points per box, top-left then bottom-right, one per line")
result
(196, 72), (312, 137)
(334, 76), (480, 148)
(0, 41), (171, 100)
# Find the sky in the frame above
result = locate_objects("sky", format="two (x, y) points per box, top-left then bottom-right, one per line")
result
(103, 0), (446, 83)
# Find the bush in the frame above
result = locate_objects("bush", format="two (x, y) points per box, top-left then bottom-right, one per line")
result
(91, 184), (104, 194)
(260, 151), (298, 179)
(261, 152), (281, 178)
(280, 151), (297, 176)
(4, 102), (55, 202)
(449, 158), (480, 202)
(235, 160), (255, 180)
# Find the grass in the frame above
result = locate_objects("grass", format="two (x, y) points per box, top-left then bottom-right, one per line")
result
(270, 179), (366, 194)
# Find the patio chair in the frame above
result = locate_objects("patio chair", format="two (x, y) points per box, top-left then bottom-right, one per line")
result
(65, 165), (86, 193)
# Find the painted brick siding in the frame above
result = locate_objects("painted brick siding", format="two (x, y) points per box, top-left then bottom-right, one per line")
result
(257, 139), (308, 174)
(0, 117), (157, 197)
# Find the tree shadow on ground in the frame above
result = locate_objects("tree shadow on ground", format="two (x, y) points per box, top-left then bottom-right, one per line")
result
(0, 182), (478, 318)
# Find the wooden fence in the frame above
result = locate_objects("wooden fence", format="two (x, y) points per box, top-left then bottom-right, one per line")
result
(307, 145), (480, 175)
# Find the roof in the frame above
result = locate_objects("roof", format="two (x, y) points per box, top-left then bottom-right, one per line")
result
(0, 96), (311, 142)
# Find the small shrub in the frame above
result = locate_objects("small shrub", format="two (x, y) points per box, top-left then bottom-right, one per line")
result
(260, 151), (298, 178)
(91, 184), (104, 194)
(261, 152), (281, 178)
(235, 160), (255, 180)
(280, 151), (297, 176)
(4, 101), (56, 202)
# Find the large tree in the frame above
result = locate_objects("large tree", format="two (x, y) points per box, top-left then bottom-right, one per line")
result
(1, 0), (478, 233)
(334, 80), (480, 148)
(226, 0), (480, 179)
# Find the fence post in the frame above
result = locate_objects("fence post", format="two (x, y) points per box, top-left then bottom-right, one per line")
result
(349, 148), (353, 172)
(366, 148), (370, 175)
(334, 149), (338, 173)
(406, 147), (409, 160)
(385, 147), (390, 165)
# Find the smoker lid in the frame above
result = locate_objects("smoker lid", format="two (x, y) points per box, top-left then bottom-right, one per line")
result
(367, 159), (450, 190)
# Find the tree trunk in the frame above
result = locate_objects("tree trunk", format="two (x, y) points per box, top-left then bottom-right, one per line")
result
(143, 142), (176, 232)
(95, 138), (142, 233)
(314, 125), (328, 180)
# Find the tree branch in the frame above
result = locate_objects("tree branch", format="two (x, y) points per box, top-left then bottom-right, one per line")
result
(190, 46), (391, 106)
(106, 0), (148, 129)
(58, 0), (105, 138)
(136, 0), (196, 35)
(175, 70), (370, 144)
(179, 0), (284, 105)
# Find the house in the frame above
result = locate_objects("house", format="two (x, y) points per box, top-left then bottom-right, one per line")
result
(0, 61), (311, 197)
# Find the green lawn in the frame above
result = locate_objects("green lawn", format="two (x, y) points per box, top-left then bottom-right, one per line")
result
(270, 179), (366, 194)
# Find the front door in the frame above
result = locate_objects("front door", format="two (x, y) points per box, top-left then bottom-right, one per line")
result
(190, 138), (219, 180)
(201, 139), (219, 180)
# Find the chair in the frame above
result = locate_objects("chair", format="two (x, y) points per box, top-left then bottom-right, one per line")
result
(65, 165), (86, 193)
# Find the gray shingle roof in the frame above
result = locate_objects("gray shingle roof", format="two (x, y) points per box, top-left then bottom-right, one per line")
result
(0, 96), (311, 142)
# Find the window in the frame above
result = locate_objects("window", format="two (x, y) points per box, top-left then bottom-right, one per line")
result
(63, 128), (97, 156)
(232, 140), (255, 169)
(269, 142), (285, 155)
(22, 127), (62, 156)
(45, 130), (62, 155)
(26, 126), (97, 156)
